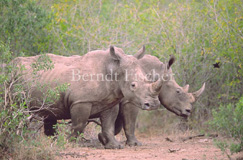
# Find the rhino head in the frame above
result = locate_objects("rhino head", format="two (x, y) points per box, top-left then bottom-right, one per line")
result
(158, 56), (205, 118)
(109, 46), (162, 110)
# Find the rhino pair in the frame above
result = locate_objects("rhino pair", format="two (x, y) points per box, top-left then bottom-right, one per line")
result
(97, 52), (205, 149)
(13, 46), (205, 149)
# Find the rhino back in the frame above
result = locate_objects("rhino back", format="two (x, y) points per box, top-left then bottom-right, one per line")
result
(15, 51), (121, 109)
(138, 55), (164, 75)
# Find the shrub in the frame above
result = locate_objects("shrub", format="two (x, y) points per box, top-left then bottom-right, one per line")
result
(0, 42), (30, 158)
(0, 0), (54, 56)
(0, 42), (60, 159)
(209, 97), (243, 155)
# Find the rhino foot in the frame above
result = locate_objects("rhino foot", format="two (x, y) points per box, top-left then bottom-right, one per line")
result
(98, 133), (124, 149)
(98, 133), (107, 145)
(126, 139), (142, 146)
(104, 142), (124, 149)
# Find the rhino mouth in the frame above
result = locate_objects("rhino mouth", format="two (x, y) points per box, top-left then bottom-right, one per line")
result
(173, 107), (189, 118)
(172, 107), (181, 115)
(181, 113), (189, 118)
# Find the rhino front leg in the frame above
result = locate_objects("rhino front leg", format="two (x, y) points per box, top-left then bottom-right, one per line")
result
(99, 104), (123, 149)
(68, 103), (92, 141)
(121, 103), (142, 146)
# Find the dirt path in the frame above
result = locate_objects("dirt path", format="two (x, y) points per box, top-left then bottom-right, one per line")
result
(56, 133), (243, 160)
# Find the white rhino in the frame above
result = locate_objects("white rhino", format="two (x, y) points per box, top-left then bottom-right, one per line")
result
(12, 46), (164, 141)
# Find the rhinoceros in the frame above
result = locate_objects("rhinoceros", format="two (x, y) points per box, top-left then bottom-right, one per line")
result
(97, 54), (205, 147)
(12, 46), (163, 141)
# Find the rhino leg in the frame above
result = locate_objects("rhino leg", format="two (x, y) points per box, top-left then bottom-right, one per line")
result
(114, 106), (124, 135)
(68, 103), (92, 141)
(121, 103), (142, 146)
(99, 104), (123, 149)
(44, 119), (57, 136)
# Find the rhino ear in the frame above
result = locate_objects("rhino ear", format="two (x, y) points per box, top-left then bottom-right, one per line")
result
(110, 46), (122, 61)
(167, 55), (176, 69)
(134, 45), (145, 60)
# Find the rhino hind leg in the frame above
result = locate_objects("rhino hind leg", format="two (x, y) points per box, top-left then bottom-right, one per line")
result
(114, 107), (123, 135)
(44, 119), (57, 136)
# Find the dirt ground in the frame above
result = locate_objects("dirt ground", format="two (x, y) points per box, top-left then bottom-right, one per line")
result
(56, 131), (243, 160)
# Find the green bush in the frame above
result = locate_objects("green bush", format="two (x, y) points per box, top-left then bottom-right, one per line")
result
(0, 41), (29, 159)
(0, 42), (60, 159)
(0, 0), (54, 56)
(210, 97), (243, 154)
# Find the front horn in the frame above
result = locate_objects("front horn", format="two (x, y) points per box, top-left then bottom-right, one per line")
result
(192, 83), (206, 99)
(151, 79), (163, 93)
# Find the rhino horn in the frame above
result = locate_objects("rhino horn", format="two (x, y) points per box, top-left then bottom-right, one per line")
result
(134, 45), (145, 60)
(183, 84), (189, 92)
(192, 83), (205, 99)
(151, 79), (163, 93)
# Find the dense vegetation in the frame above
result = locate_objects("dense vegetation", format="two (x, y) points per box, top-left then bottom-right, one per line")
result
(0, 0), (242, 159)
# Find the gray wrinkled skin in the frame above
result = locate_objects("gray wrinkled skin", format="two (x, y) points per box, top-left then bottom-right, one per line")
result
(12, 46), (163, 147)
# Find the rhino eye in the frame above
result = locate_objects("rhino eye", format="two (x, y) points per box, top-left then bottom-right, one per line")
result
(176, 88), (181, 94)
(130, 82), (137, 91)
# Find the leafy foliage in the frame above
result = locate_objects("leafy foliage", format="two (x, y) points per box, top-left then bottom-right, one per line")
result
(31, 54), (54, 75)
(210, 97), (243, 154)
(0, 42), (64, 159)
(0, 42), (30, 159)
(0, 0), (54, 56)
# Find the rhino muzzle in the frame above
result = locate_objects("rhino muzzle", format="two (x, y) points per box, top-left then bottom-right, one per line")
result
(181, 109), (191, 118)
